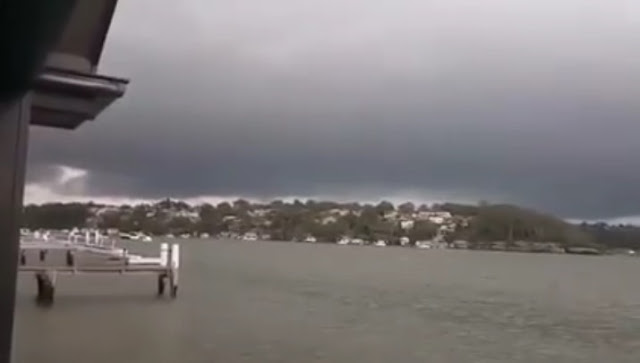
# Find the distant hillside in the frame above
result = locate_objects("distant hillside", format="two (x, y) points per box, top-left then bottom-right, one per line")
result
(20, 199), (636, 250)
(578, 222), (640, 250)
(449, 204), (596, 247)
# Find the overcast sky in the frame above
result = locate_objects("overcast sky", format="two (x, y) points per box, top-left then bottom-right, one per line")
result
(25, 0), (640, 221)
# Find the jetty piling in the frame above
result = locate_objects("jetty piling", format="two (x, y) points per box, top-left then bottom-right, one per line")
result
(35, 271), (55, 305)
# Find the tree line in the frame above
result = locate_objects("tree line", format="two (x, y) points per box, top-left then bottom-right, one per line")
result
(20, 199), (640, 249)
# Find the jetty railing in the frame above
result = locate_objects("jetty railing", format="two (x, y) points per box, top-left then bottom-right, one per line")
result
(19, 232), (180, 305)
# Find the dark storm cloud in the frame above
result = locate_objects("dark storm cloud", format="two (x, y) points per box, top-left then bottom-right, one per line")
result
(26, 0), (640, 219)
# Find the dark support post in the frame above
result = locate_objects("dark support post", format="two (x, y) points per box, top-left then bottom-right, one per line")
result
(157, 274), (166, 296)
(65, 250), (75, 268)
(0, 96), (30, 362)
(35, 271), (55, 306)
(121, 248), (127, 273)
(170, 280), (178, 299)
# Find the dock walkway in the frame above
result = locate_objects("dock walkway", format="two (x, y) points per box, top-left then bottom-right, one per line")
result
(19, 231), (180, 305)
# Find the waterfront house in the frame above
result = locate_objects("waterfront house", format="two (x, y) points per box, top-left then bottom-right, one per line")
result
(337, 237), (351, 245)
(242, 232), (258, 241)
(400, 220), (415, 230)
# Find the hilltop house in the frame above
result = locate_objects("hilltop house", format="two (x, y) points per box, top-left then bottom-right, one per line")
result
(400, 219), (415, 230)
(320, 215), (338, 225)
(415, 211), (452, 224)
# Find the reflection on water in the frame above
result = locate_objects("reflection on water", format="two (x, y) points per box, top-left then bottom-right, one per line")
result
(14, 240), (640, 363)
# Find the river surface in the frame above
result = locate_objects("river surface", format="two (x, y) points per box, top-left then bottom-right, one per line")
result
(13, 240), (640, 363)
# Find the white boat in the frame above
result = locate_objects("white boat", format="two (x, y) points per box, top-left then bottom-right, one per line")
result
(337, 237), (350, 245)
(242, 232), (258, 241)
(304, 236), (317, 243)
(373, 240), (387, 247)
(351, 238), (364, 245)
(128, 233), (152, 242)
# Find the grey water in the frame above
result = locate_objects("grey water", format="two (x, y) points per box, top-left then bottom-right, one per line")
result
(13, 240), (640, 363)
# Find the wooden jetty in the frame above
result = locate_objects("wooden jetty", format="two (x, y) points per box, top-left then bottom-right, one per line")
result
(19, 231), (180, 305)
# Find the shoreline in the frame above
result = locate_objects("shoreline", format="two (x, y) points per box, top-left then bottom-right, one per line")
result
(162, 238), (633, 257)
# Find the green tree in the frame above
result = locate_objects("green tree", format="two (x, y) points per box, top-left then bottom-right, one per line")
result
(409, 220), (438, 241)
(269, 200), (285, 210)
(398, 202), (416, 215)
(167, 216), (194, 235)
(217, 202), (233, 215)
(97, 211), (121, 230)
(23, 203), (90, 230)
(375, 201), (395, 216)
(233, 199), (251, 212)
(197, 203), (220, 234)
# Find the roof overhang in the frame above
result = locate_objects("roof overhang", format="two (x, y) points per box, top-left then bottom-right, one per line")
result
(31, 68), (128, 129)
(31, 0), (128, 129)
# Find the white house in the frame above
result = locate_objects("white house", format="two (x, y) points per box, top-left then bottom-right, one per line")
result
(384, 210), (399, 220)
(416, 211), (452, 221)
(174, 210), (200, 221)
(249, 208), (270, 217)
(428, 216), (446, 224)
(320, 215), (338, 225)
(222, 215), (238, 222)
(400, 220), (415, 230)
(328, 208), (351, 216)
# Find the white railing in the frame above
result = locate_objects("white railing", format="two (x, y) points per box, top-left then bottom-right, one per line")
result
(20, 230), (179, 268)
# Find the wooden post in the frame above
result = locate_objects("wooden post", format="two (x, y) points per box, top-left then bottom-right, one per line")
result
(167, 243), (173, 297)
(156, 243), (170, 297)
(39, 249), (47, 262)
(159, 243), (168, 267)
(65, 249), (75, 271)
(169, 244), (179, 298)
(157, 274), (166, 296)
(35, 271), (55, 305)
(120, 248), (127, 273)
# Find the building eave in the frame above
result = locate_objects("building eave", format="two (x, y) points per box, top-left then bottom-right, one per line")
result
(31, 67), (128, 129)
